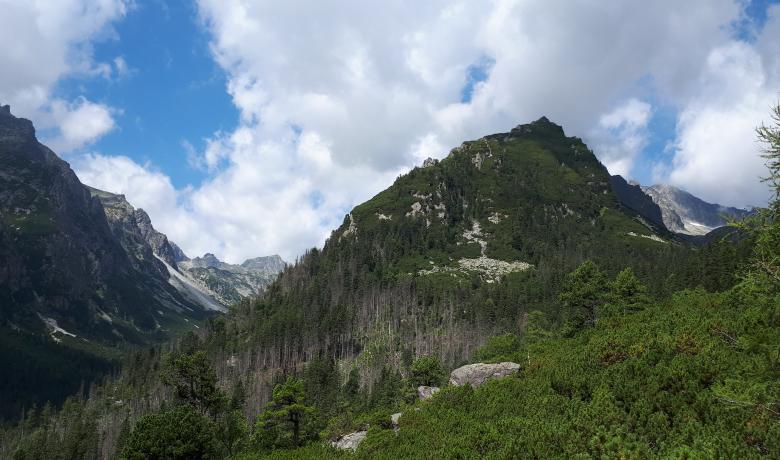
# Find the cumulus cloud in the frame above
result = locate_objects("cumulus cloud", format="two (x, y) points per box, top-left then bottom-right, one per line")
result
(590, 99), (653, 177)
(77, 1), (779, 260)
(659, 6), (780, 207)
(74, 131), (400, 262)
(47, 98), (116, 152)
(0, 0), (127, 149)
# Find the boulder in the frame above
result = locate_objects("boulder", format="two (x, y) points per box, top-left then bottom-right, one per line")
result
(449, 362), (520, 387)
(330, 430), (367, 451)
(417, 385), (440, 400)
(390, 412), (402, 427)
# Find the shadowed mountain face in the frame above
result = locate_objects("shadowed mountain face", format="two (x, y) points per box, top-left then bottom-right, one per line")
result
(609, 175), (665, 230)
(0, 106), (223, 420)
(642, 184), (751, 235)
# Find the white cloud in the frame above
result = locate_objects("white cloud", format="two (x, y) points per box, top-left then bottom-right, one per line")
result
(74, 132), (400, 262)
(590, 98), (653, 177)
(76, 1), (779, 260)
(47, 98), (116, 152)
(663, 38), (779, 207)
(0, 0), (127, 149)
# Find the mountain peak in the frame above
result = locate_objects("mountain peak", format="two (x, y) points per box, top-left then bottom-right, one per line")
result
(509, 116), (566, 138)
(0, 104), (36, 146)
(241, 255), (286, 272)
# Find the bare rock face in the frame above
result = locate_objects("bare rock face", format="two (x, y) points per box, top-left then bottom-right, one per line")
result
(642, 184), (751, 236)
(330, 430), (367, 450)
(449, 362), (520, 387)
(417, 385), (441, 400)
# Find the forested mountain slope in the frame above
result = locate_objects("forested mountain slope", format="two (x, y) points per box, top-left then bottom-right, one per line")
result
(0, 106), (217, 421)
(0, 116), (734, 458)
(213, 116), (694, 384)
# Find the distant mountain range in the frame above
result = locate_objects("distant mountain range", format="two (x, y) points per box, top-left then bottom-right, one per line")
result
(90, 186), (285, 308)
(0, 105), (283, 420)
(610, 175), (751, 237)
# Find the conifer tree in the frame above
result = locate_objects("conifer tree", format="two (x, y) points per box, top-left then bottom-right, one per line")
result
(559, 261), (609, 334)
(252, 377), (317, 450)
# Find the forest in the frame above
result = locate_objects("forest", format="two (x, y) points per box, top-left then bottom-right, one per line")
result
(2, 109), (779, 459)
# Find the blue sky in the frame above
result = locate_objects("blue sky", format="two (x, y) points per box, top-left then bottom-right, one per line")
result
(55, 0), (236, 188)
(48, 0), (778, 189)
(2, 0), (779, 261)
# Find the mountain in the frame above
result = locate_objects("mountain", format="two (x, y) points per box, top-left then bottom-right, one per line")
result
(642, 183), (751, 235)
(608, 175), (665, 230)
(2, 115), (758, 459)
(209, 115), (691, 390)
(178, 254), (285, 306)
(0, 105), (285, 421)
(0, 105), (233, 419)
(89, 187), (285, 309)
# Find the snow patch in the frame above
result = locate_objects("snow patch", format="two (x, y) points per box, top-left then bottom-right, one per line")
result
(488, 212), (507, 224)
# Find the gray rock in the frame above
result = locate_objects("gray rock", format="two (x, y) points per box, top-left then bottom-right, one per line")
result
(642, 184), (751, 235)
(330, 430), (367, 450)
(390, 412), (402, 427)
(417, 385), (440, 400)
(449, 362), (520, 387)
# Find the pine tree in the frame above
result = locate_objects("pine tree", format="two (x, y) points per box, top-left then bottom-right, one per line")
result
(608, 267), (650, 315)
(252, 377), (317, 450)
(162, 351), (226, 417)
(560, 261), (609, 334)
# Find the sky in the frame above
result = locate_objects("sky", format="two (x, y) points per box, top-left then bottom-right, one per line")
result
(1, 0), (779, 262)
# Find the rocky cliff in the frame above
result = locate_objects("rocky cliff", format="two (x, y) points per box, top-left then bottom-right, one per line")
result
(642, 184), (751, 235)
(89, 188), (286, 309)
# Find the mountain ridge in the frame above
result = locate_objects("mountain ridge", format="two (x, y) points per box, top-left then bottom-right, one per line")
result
(642, 183), (751, 235)
(0, 105), (283, 420)
(88, 186), (286, 308)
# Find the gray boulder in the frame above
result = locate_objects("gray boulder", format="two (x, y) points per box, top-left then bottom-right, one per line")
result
(417, 385), (440, 400)
(330, 430), (367, 451)
(449, 362), (520, 387)
(391, 412), (402, 427)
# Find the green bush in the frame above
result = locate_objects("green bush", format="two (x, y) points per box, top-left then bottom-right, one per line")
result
(409, 356), (446, 387)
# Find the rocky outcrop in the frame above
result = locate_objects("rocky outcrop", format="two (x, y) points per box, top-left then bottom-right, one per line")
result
(179, 253), (285, 306)
(449, 362), (521, 387)
(330, 430), (367, 450)
(418, 385), (441, 400)
(642, 184), (751, 235)
(241, 255), (286, 273)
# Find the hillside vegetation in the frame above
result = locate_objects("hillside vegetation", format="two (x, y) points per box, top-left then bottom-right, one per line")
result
(3, 109), (778, 459)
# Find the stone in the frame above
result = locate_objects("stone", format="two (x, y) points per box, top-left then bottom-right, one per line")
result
(330, 430), (367, 451)
(449, 362), (521, 387)
(391, 412), (402, 427)
(417, 385), (440, 400)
